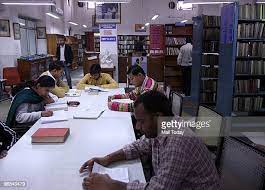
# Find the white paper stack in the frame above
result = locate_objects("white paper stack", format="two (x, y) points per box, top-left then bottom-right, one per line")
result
(40, 110), (68, 124)
(65, 89), (81, 97)
(73, 109), (105, 119)
(85, 86), (109, 92)
(45, 103), (68, 111)
(92, 162), (129, 183)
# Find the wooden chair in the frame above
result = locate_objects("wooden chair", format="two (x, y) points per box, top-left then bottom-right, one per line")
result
(171, 92), (184, 116)
(3, 67), (21, 93)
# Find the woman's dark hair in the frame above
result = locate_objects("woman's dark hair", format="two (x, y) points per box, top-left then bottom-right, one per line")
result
(49, 62), (63, 71)
(127, 65), (145, 76)
(90, 64), (101, 75)
(134, 90), (174, 116)
(11, 76), (55, 97)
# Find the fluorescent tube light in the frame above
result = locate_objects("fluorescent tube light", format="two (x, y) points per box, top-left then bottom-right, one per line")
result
(256, 1), (265, 3)
(186, 1), (233, 5)
(151, 15), (159, 20)
(181, 20), (188, 23)
(145, 23), (150, 26)
(83, 25), (88, 28)
(69, 21), (78, 26)
(19, 22), (25, 26)
(46, 13), (60, 19)
(2, 2), (55, 6)
(78, 0), (130, 3)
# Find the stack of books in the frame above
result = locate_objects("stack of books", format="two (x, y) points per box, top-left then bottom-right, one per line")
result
(235, 79), (261, 93)
(239, 4), (265, 20)
(236, 60), (265, 75)
(238, 23), (265, 39)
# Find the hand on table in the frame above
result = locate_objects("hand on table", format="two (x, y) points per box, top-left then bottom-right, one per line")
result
(82, 173), (113, 190)
(0, 150), (8, 159)
(41, 110), (53, 117)
(80, 156), (110, 174)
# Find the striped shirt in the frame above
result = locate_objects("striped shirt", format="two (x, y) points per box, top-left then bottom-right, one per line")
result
(108, 76), (159, 112)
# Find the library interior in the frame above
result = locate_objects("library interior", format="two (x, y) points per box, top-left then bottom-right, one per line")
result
(0, 0), (265, 190)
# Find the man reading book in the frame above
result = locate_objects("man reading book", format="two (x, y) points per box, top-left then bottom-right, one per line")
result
(77, 64), (118, 90)
(80, 91), (220, 190)
(40, 62), (69, 98)
(108, 65), (159, 112)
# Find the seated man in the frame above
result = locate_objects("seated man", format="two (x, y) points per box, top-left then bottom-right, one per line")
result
(0, 121), (16, 159)
(77, 64), (118, 90)
(6, 76), (55, 128)
(80, 91), (220, 190)
(40, 62), (69, 98)
(108, 65), (159, 112)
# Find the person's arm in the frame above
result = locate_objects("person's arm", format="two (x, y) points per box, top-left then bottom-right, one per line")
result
(177, 47), (183, 65)
(77, 74), (90, 90)
(50, 80), (69, 98)
(15, 103), (42, 124)
(48, 92), (58, 102)
(100, 74), (118, 89)
(108, 101), (134, 112)
(57, 79), (69, 92)
(0, 121), (16, 151)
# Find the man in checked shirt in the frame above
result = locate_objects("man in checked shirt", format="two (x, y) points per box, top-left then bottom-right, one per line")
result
(80, 91), (220, 190)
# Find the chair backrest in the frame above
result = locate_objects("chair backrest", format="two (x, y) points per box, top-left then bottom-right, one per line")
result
(171, 92), (183, 116)
(218, 137), (265, 190)
(195, 105), (223, 147)
(3, 67), (21, 86)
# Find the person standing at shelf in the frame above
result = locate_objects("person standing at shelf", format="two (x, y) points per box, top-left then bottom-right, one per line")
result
(177, 37), (193, 96)
(56, 36), (73, 89)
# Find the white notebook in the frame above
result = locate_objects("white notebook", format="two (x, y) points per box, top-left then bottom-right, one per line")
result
(73, 110), (105, 119)
(65, 89), (81, 97)
(92, 162), (129, 183)
(85, 86), (109, 92)
(40, 110), (68, 124)
(45, 104), (68, 111)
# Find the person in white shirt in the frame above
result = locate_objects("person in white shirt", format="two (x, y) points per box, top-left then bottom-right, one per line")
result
(177, 37), (193, 96)
(56, 36), (73, 89)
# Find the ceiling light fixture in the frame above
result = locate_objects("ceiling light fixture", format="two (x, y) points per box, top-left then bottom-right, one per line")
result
(18, 22), (25, 26)
(256, 1), (265, 3)
(185, 1), (233, 5)
(181, 20), (188, 23)
(78, 0), (130, 3)
(69, 21), (78, 26)
(2, 1), (55, 6)
(83, 25), (88, 28)
(145, 23), (150, 26)
(46, 12), (60, 19)
(151, 14), (159, 20)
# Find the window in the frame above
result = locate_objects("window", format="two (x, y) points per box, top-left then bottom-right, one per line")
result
(19, 18), (37, 56)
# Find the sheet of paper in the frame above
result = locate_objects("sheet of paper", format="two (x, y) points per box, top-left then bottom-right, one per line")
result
(65, 90), (81, 97)
(85, 86), (109, 92)
(112, 99), (134, 104)
(92, 162), (129, 183)
(242, 132), (265, 146)
(40, 110), (68, 124)
(73, 110), (105, 119)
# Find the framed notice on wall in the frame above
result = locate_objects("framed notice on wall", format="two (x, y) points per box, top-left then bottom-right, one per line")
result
(95, 3), (121, 24)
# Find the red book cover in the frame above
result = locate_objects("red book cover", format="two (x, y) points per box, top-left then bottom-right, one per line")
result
(32, 128), (70, 143)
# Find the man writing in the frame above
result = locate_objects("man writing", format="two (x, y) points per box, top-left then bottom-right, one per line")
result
(80, 91), (220, 190)
(56, 36), (73, 89)
(40, 62), (69, 98)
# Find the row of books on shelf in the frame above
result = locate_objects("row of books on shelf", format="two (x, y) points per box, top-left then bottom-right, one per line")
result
(236, 42), (265, 57)
(118, 36), (149, 41)
(233, 97), (263, 112)
(238, 23), (265, 39)
(166, 47), (179, 56)
(165, 25), (174, 35)
(203, 15), (220, 27)
(201, 80), (217, 91)
(119, 41), (135, 45)
(203, 42), (219, 53)
(203, 54), (219, 65)
(235, 79), (264, 93)
(236, 60), (265, 75)
(204, 28), (220, 41)
(165, 37), (186, 46)
(150, 49), (164, 55)
(201, 67), (218, 78)
(200, 93), (216, 103)
(239, 4), (265, 20)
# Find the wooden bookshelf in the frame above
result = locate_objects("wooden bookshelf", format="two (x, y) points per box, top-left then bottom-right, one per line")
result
(164, 24), (193, 92)
(216, 3), (265, 116)
(74, 34), (84, 66)
(46, 34), (65, 56)
(118, 35), (149, 56)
